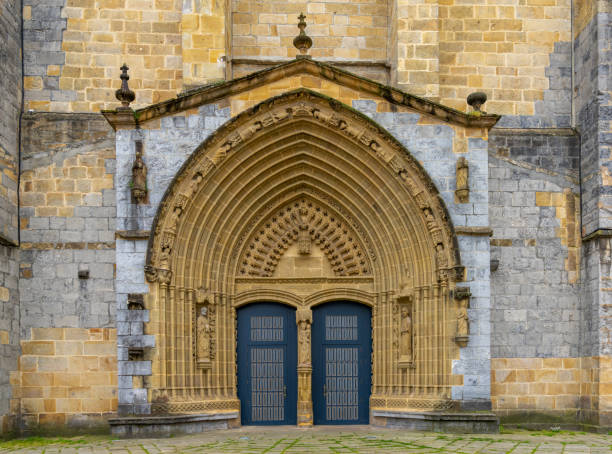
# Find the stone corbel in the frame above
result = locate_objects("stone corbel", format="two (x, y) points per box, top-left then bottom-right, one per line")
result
(454, 286), (471, 347)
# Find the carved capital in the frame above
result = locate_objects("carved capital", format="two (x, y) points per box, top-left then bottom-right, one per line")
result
(157, 269), (172, 285)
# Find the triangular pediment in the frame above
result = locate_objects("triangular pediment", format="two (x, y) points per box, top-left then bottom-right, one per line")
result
(102, 58), (499, 130)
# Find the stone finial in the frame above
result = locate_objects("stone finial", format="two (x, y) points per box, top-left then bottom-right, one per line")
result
(115, 63), (135, 109)
(293, 13), (313, 59)
(467, 92), (487, 112)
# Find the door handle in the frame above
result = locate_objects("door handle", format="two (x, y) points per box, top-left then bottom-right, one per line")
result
(283, 385), (287, 399)
(324, 384), (327, 396)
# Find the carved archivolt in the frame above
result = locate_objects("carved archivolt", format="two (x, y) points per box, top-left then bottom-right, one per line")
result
(145, 89), (461, 283)
(142, 89), (466, 414)
(240, 198), (371, 277)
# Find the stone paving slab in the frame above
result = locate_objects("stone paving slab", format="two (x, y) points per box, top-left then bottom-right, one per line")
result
(1, 427), (611, 453)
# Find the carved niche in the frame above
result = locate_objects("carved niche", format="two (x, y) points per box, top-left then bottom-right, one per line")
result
(194, 288), (216, 368)
(239, 198), (371, 277)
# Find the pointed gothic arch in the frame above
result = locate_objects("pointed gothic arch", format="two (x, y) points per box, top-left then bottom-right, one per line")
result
(144, 89), (465, 417)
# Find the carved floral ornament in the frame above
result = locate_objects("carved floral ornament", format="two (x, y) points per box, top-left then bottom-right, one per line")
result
(145, 89), (461, 283)
(240, 198), (372, 277)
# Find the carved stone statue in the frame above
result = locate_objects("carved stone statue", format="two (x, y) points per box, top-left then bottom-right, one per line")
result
(132, 144), (147, 203)
(297, 309), (312, 366)
(197, 307), (211, 362)
(457, 299), (469, 337)
(435, 243), (447, 268)
(400, 305), (412, 359)
(298, 225), (310, 255)
(298, 318), (311, 365)
(189, 173), (203, 197)
(423, 207), (437, 231)
(168, 205), (182, 233)
(455, 157), (469, 203)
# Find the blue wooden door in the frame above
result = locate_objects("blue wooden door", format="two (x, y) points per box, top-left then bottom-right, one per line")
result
(237, 302), (297, 425)
(312, 301), (371, 425)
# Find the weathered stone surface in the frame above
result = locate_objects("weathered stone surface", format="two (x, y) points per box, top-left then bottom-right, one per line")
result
(0, 0), (21, 245)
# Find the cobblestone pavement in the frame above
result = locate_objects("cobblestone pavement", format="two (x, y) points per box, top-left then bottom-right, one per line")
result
(1, 426), (611, 453)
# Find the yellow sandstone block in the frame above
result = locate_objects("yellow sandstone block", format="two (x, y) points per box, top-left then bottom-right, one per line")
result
(535, 191), (551, 206)
(24, 77), (42, 90)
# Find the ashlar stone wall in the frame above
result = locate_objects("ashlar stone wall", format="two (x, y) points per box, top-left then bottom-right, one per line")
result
(13, 113), (118, 432)
(0, 0), (22, 435)
(488, 128), (587, 424)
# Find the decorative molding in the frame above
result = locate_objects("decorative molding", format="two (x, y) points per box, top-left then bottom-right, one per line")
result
(235, 277), (374, 284)
(20, 242), (115, 250)
(491, 127), (577, 136)
(102, 59), (500, 130)
(455, 226), (493, 236)
(370, 396), (457, 411)
(229, 57), (391, 69)
(151, 400), (240, 414)
(116, 230), (150, 240)
(583, 229), (612, 242)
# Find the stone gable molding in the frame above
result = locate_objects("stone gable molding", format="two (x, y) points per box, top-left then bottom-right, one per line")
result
(102, 59), (500, 130)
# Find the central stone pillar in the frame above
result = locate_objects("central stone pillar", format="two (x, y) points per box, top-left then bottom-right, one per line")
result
(297, 308), (313, 426)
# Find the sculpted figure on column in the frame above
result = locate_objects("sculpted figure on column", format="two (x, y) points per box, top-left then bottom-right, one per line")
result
(297, 309), (312, 366)
(197, 307), (211, 362)
(400, 305), (412, 359)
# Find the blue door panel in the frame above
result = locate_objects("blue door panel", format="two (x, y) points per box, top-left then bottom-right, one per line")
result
(312, 301), (371, 425)
(237, 303), (297, 425)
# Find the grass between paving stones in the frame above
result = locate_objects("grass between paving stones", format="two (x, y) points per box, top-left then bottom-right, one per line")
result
(0, 435), (110, 450)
